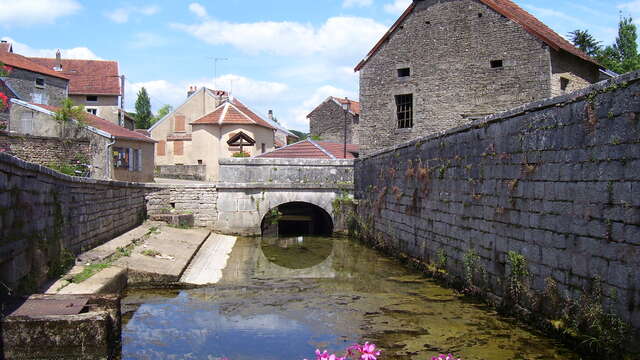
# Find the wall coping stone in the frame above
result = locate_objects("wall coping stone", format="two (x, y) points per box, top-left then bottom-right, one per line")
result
(219, 158), (354, 167)
(357, 70), (640, 161)
(217, 182), (354, 190)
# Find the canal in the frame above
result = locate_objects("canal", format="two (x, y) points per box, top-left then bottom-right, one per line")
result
(121, 236), (579, 360)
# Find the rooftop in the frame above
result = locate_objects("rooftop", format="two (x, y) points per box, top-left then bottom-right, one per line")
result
(29, 57), (121, 96)
(257, 139), (359, 159)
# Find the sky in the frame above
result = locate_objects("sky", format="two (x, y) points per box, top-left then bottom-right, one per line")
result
(1, 0), (639, 132)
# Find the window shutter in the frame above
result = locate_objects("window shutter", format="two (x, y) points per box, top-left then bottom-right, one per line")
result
(128, 148), (134, 171)
(137, 150), (142, 171)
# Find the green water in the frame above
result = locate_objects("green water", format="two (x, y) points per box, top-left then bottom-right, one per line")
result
(122, 236), (579, 360)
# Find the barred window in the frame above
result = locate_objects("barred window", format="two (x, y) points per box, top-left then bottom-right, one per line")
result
(395, 94), (413, 129)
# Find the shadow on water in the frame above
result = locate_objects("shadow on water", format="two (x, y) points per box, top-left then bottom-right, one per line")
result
(121, 236), (580, 360)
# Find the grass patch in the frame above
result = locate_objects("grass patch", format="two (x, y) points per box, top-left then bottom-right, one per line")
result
(71, 263), (110, 283)
(141, 249), (161, 257)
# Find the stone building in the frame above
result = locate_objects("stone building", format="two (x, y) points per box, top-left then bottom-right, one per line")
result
(355, 0), (602, 153)
(0, 41), (69, 108)
(29, 51), (128, 128)
(308, 97), (360, 144)
(150, 87), (276, 181)
(8, 99), (156, 182)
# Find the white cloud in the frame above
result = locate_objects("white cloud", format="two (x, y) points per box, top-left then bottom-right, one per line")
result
(128, 32), (168, 49)
(173, 11), (387, 59)
(188, 3), (208, 18)
(1, 36), (101, 60)
(0, 0), (81, 27)
(105, 5), (160, 23)
(126, 75), (288, 113)
(287, 85), (357, 130)
(383, 0), (411, 15)
(522, 4), (587, 28)
(343, 0), (373, 8)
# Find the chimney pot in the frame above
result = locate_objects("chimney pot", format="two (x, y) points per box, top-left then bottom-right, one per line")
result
(268, 110), (273, 120)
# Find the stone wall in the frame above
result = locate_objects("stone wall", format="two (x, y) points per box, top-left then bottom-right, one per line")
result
(145, 184), (218, 228)
(0, 153), (149, 292)
(309, 99), (360, 144)
(219, 158), (354, 185)
(3, 68), (67, 107)
(354, 71), (640, 328)
(0, 132), (92, 167)
(358, 0), (599, 154)
(155, 164), (206, 181)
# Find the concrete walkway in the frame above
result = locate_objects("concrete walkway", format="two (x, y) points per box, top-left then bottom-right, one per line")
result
(180, 234), (237, 285)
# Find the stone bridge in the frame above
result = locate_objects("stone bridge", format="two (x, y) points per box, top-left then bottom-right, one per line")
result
(214, 158), (354, 236)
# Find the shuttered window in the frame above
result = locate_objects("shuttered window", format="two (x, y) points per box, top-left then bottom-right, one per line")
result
(175, 115), (186, 132)
(157, 140), (166, 156)
(174, 141), (184, 155)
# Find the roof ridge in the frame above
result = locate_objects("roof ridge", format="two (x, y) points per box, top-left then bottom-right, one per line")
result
(219, 102), (230, 125)
(308, 139), (336, 159)
(227, 101), (257, 124)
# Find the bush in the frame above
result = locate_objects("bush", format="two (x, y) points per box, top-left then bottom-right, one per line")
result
(232, 151), (250, 158)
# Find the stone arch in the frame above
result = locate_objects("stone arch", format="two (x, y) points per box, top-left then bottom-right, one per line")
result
(260, 201), (334, 236)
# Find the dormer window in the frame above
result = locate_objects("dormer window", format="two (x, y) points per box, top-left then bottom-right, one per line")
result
(35, 78), (45, 88)
(86, 95), (98, 102)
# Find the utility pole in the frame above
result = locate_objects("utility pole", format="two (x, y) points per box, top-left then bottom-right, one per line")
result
(119, 75), (125, 127)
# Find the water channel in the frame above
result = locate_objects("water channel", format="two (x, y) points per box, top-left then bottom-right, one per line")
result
(122, 236), (580, 360)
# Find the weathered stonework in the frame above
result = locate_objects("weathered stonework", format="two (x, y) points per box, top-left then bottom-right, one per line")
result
(309, 98), (360, 144)
(358, 0), (599, 154)
(145, 184), (218, 228)
(3, 68), (67, 107)
(0, 132), (92, 169)
(155, 164), (207, 181)
(354, 71), (640, 329)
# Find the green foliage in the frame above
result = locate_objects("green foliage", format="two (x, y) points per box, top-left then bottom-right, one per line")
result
(463, 249), (481, 289)
(134, 87), (153, 129)
(569, 29), (602, 57)
(141, 249), (161, 257)
(264, 208), (283, 225)
(436, 248), (448, 270)
(0, 61), (8, 77)
(232, 151), (251, 158)
(71, 263), (110, 283)
(506, 251), (530, 304)
(288, 129), (309, 140)
(152, 104), (173, 125)
(54, 98), (85, 125)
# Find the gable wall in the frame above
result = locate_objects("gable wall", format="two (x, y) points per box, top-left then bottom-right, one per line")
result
(309, 100), (360, 144)
(359, 0), (555, 154)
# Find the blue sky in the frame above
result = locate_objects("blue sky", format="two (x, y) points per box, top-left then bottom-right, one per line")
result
(1, 0), (638, 131)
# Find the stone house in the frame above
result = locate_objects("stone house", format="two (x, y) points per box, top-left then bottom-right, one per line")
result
(29, 51), (130, 128)
(150, 87), (276, 181)
(355, 0), (603, 153)
(0, 41), (69, 109)
(8, 99), (156, 182)
(308, 97), (360, 145)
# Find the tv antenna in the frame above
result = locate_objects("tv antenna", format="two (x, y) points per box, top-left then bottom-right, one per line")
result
(207, 57), (228, 90)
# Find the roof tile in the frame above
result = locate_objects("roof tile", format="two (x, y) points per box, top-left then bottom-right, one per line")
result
(0, 51), (69, 80)
(29, 58), (121, 96)
(191, 98), (275, 129)
(257, 139), (359, 159)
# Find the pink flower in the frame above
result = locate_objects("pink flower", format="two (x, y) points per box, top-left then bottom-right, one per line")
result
(432, 354), (461, 360)
(347, 343), (381, 360)
(305, 349), (345, 360)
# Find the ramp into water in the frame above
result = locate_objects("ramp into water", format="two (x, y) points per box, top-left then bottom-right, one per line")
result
(180, 234), (237, 285)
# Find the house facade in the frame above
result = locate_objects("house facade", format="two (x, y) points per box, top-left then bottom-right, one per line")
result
(308, 97), (360, 145)
(8, 99), (156, 182)
(0, 41), (69, 109)
(29, 52), (124, 127)
(355, 0), (602, 154)
(150, 87), (276, 181)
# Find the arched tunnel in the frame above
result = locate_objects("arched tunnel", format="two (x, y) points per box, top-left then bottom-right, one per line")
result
(261, 202), (333, 237)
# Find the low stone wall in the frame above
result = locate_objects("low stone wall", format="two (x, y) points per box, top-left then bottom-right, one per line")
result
(145, 184), (218, 228)
(219, 158), (354, 185)
(354, 71), (640, 328)
(155, 164), (206, 181)
(0, 132), (92, 167)
(0, 153), (149, 292)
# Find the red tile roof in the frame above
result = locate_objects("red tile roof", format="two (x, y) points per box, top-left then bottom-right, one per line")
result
(191, 98), (275, 129)
(354, 0), (598, 71)
(0, 50), (69, 80)
(29, 58), (121, 96)
(257, 139), (359, 159)
(32, 103), (156, 143)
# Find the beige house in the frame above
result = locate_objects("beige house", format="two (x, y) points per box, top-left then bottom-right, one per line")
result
(9, 99), (156, 182)
(150, 87), (276, 181)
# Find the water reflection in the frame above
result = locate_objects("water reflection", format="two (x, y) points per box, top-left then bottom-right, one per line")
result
(122, 237), (579, 360)
(260, 236), (334, 269)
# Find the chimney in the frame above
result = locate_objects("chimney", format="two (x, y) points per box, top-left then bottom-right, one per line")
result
(268, 110), (273, 121)
(187, 86), (196, 98)
(54, 49), (62, 71)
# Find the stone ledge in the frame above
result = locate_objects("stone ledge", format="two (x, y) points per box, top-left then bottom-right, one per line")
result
(216, 182), (354, 190)
(219, 157), (354, 166)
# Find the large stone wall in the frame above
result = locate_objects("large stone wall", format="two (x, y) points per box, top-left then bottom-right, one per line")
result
(0, 132), (92, 167)
(358, 0), (599, 154)
(219, 158), (354, 185)
(0, 153), (149, 291)
(354, 71), (640, 328)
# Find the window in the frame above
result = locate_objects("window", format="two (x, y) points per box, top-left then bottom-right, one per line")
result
(175, 115), (186, 132)
(261, 143), (266, 153)
(490, 60), (503, 68)
(353, 114), (360, 124)
(131, 149), (142, 171)
(174, 140), (184, 155)
(157, 140), (166, 156)
(113, 147), (129, 169)
(20, 112), (33, 134)
(35, 78), (45, 88)
(86, 108), (97, 115)
(198, 160), (203, 165)
(560, 77), (570, 91)
(397, 68), (411, 78)
(395, 94), (413, 129)
(32, 92), (43, 104)
(86, 95), (98, 102)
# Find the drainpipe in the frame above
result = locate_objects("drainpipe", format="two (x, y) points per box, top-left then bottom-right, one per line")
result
(105, 137), (116, 179)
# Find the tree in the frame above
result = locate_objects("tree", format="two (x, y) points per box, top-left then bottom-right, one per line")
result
(134, 87), (152, 129)
(569, 29), (601, 57)
(288, 130), (309, 139)
(152, 104), (173, 125)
